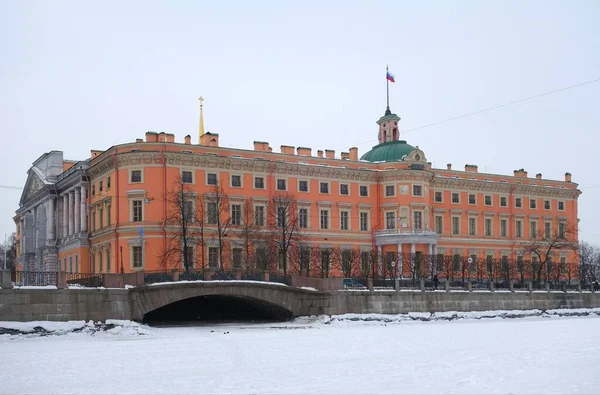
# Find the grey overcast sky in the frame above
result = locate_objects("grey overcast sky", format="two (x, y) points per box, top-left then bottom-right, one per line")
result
(1, 0), (599, 243)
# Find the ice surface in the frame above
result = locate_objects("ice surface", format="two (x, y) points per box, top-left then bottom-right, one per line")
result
(1, 311), (599, 394)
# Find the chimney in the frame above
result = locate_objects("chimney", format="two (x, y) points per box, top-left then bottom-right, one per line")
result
(317, 150), (323, 158)
(341, 152), (349, 160)
(135, 138), (143, 143)
(514, 168), (528, 178)
(535, 173), (542, 180)
(465, 164), (478, 173)
(158, 132), (167, 142)
(253, 141), (270, 152)
(90, 150), (103, 159)
(280, 145), (295, 155)
(200, 132), (219, 147)
(145, 131), (158, 142)
(184, 135), (191, 145)
(349, 147), (358, 161)
(447, 163), (452, 170)
(325, 149), (335, 159)
(565, 172), (572, 182)
(297, 147), (312, 156)
(166, 133), (175, 143)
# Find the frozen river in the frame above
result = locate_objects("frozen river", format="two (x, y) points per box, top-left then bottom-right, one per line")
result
(1, 314), (599, 394)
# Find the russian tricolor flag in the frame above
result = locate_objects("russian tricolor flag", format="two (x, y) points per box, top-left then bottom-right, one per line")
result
(386, 71), (395, 83)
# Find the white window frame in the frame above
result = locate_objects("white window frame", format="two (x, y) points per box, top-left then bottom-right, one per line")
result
(297, 179), (310, 193)
(500, 219), (508, 237)
(451, 216), (460, 235)
(468, 216), (477, 236)
(319, 181), (330, 195)
(339, 183), (350, 196)
(129, 169), (143, 184)
(529, 198), (537, 209)
(205, 172), (218, 186)
(385, 210), (396, 230)
(131, 245), (144, 269)
(515, 196), (523, 209)
(319, 209), (330, 230)
(276, 178), (287, 191)
(500, 195), (508, 207)
(131, 199), (144, 222)
(359, 185), (369, 197)
(434, 191), (443, 203)
(208, 246), (219, 268)
(515, 220), (523, 238)
(230, 174), (243, 188)
(484, 218), (492, 237)
(230, 203), (242, 226)
(544, 199), (551, 210)
(558, 200), (565, 211)
(451, 192), (460, 204)
(298, 207), (309, 229)
(413, 210), (423, 230)
(434, 215), (443, 234)
(484, 195), (492, 206)
(359, 211), (369, 231)
(181, 169), (194, 184)
(384, 184), (396, 198)
(253, 176), (266, 190)
(340, 210), (350, 231)
(468, 193), (477, 205)
(412, 184), (423, 197)
(530, 220), (538, 238)
(544, 221), (552, 238)
(254, 205), (265, 227)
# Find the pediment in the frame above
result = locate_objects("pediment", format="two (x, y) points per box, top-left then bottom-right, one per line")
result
(404, 146), (427, 163)
(19, 168), (47, 206)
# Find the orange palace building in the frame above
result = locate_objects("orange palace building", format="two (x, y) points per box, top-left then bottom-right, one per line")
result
(14, 101), (580, 279)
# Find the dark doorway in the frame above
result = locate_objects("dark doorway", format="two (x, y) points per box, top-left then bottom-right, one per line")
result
(143, 295), (294, 325)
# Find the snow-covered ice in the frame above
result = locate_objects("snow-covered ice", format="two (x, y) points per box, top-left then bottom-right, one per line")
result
(1, 312), (599, 394)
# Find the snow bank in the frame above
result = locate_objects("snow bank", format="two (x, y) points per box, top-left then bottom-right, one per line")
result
(296, 307), (600, 326)
(0, 320), (150, 339)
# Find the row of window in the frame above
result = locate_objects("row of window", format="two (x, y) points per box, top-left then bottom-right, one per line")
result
(61, 255), (79, 273)
(431, 215), (566, 239)
(433, 191), (566, 211)
(91, 175), (112, 196)
(90, 205), (112, 231)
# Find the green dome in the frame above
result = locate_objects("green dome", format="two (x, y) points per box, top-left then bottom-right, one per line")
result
(360, 140), (416, 162)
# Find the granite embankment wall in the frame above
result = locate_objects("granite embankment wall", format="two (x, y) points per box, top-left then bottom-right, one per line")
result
(2, 285), (600, 322)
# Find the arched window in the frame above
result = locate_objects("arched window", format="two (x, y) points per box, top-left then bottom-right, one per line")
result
(392, 128), (398, 140)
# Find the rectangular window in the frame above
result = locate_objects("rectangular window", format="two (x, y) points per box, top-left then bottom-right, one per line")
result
(299, 208), (308, 228)
(92, 210), (96, 231)
(300, 248), (311, 274)
(99, 252), (103, 272)
(92, 184), (96, 196)
(468, 217), (476, 236)
(559, 222), (566, 238)
(254, 176), (265, 189)
(558, 201), (565, 211)
(182, 171), (193, 184)
(231, 175), (241, 187)
(232, 248), (242, 268)
(277, 179), (287, 191)
(130, 170), (142, 183)
(70, 257), (73, 273)
(385, 211), (396, 229)
(340, 211), (349, 230)
(207, 173), (217, 185)
(106, 176), (111, 189)
(231, 204), (241, 225)
(185, 246), (194, 268)
(320, 182), (329, 194)
(132, 246), (142, 268)
(516, 220), (523, 238)
(500, 196), (507, 207)
(207, 202), (217, 224)
(99, 180), (103, 193)
(435, 215), (443, 234)
(99, 206), (104, 229)
(413, 211), (422, 230)
(385, 185), (395, 197)
(515, 197), (522, 208)
(320, 210), (329, 230)
(208, 247), (219, 268)
(184, 201), (194, 221)
(340, 183), (349, 195)
(452, 217), (460, 235)
(544, 200), (551, 210)
(413, 185), (423, 196)
(434, 191), (443, 203)
(298, 180), (308, 192)
(484, 195), (492, 206)
(529, 198), (537, 209)
(255, 246), (266, 269)
(468, 194), (476, 205)
(360, 212), (369, 231)
(107, 206), (111, 226)
(500, 219), (508, 237)
(359, 185), (368, 197)
(545, 222), (551, 239)
(452, 192), (460, 204)
(132, 200), (143, 222)
(485, 218), (492, 236)
(254, 206), (264, 226)
(530, 221), (538, 238)
(106, 250), (110, 272)
(277, 207), (286, 227)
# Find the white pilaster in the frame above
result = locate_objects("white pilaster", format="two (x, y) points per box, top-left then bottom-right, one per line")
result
(62, 195), (68, 238)
(80, 186), (87, 232)
(20, 218), (25, 254)
(33, 206), (38, 249)
(68, 192), (73, 236)
(398, 243), (403, 279)
(74, 189), (81, 235)
(45, 200), (51, 240)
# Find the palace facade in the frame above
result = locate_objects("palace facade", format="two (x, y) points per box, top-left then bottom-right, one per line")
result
(14, 103), (581, 279)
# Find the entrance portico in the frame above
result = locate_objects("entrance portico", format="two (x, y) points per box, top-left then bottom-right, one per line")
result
(374, 228), (439, 277)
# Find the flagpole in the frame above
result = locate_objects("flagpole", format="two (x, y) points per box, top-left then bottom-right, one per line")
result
(386, 65), (389, 111)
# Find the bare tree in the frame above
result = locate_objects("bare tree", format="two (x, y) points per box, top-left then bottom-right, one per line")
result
(0, 233), (16, 270)
(515, 256), (528, 286)
(236, 198), (262, 272)
(578, 241), (600, 286)
(266, 193), (304, 275)
(205, 185), (231, 270)
(160, 177), (205, 272)
(522, 222), (578, 284)
(338, 248), (361, 278)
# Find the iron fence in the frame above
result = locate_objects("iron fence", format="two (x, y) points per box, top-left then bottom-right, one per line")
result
(66, 273), (103, 288)
(11, 271), (57, 286)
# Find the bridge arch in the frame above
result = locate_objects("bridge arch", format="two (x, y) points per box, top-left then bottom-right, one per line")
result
(128, 281), (328, 322)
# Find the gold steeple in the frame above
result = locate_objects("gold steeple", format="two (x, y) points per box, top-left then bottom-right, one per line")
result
(198, 96), (205, 143)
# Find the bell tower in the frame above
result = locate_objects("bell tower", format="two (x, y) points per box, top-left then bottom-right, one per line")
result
(376, 110), (401, 144)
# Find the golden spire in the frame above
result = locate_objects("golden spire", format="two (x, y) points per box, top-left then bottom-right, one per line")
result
(198, 96), (205, 143)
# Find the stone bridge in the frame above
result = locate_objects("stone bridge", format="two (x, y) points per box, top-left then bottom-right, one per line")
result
(129, 281), (332, 321)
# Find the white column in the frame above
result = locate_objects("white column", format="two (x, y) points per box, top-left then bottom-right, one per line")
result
(68, 191), (73, 236)
(428, 244), (433, 278)
(45, 200), (51, 241)
(33, 206), (38, 249)
(398, 243), (403, 279)
(74, 189), (81, 235)
(377, 245), (383, 277)
(20, 218), (25, 254)
(432, 244), (438, 275)
(62, 195), (67, 238)
(80, 186), (87, 232)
